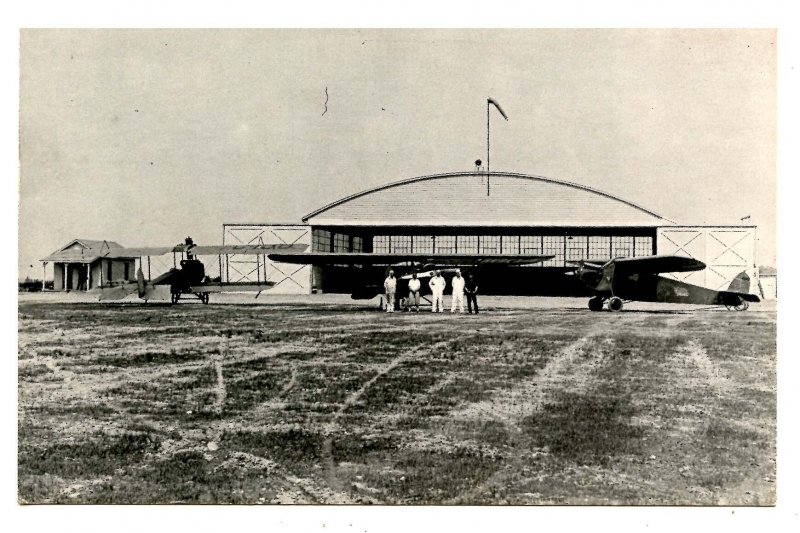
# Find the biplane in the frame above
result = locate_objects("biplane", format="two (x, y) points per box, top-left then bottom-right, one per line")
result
(267, 252), (554, 308)
(93, 238), (307, 304)
(567, 254), (761, 312)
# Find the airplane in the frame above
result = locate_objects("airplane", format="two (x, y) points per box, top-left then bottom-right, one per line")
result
(93, 238), (307, 304)
(567, 254), (761, 312)
(266, 252), (554, 308)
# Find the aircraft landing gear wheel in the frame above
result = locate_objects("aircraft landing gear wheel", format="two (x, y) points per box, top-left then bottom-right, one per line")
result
(200, 293), (209, 305)
(726, 300), (749, 311)
(588, 297), (604, 312)
(170, 292), (180, 304)
(608, 296), (624, 312)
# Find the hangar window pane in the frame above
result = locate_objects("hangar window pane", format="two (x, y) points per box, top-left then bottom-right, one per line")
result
(457, 235), (478, 254)
(520, 236), (542, 255)
(611, 236), (634, 258)
(352, 236), (363, 253)
(413, 235), (433, 254)
(333, 233), (349, 252)
(542, 236), (564, 266)
(391, 235), (412, 254)
(313, 229), (331, 252)
(566, 236), (588, 261)
(373, 235), (390, 253)
(634, 236), (653, 257)
(588, 236), (611, 260)
(434, 236), (456, 254)
(502, 236), (521, 254)
(480, 235), (501, 255)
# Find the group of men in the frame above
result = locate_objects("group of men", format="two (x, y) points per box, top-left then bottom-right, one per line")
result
(383, 269), (479, 313)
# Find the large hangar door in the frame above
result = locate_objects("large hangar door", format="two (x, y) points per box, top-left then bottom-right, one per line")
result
(657, 226), (757, 293)
(222, 224), (312, 294)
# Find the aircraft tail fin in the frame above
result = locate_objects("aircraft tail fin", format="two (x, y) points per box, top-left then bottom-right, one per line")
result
(727, 270), (751, 294)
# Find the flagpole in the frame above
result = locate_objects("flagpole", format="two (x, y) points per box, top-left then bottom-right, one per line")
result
(486, 98), (490, 196)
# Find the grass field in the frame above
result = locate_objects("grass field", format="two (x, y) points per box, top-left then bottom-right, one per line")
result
(17, 295), (776, 504)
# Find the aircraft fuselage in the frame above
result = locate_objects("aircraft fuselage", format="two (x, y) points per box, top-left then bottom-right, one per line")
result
(607, 273), (744, 306)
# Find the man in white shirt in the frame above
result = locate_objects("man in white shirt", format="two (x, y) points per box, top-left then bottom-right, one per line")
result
(450, 269), (466, 313)
(407, 272), (421, 312)
(429, 270), (446, 312)
(384, 270), (397, 312)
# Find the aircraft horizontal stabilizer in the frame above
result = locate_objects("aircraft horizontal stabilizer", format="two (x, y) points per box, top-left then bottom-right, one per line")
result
(730, 292), (760, 303)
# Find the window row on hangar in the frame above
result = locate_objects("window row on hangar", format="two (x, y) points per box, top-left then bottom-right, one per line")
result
(311, 229), (655, 267)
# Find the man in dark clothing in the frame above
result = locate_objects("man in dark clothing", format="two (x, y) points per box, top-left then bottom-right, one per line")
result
(465, 273), (479, 314)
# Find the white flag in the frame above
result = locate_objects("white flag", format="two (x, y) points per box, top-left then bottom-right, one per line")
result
(488, 98), (508, 121)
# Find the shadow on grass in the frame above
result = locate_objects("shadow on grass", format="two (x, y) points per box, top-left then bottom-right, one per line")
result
(221, 428), (325, 465)
(521, 388), (643, 466)
(91, 450), (272, 504)
(106, 366), (219, 418)
(367, 449), (501, 503)
(19, 432), (161, 480)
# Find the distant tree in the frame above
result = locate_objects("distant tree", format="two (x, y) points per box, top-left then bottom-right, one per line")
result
(18, 278), (43, 292)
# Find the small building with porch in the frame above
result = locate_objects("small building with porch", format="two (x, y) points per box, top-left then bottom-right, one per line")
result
(758, 266), (777, 300)
(41, 239), (138, 291)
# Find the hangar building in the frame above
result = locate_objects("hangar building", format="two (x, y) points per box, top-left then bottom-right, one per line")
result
(221, 171), (759, 297)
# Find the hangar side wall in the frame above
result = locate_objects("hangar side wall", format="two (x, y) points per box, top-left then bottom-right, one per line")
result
(656, 226), (758, 294)
(222, 224), (312, 294)
(312, 226), (658, 267)
(309, 226), (660, 295)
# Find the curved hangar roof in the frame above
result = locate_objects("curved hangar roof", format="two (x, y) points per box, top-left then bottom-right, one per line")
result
(303, 171), (674, 227)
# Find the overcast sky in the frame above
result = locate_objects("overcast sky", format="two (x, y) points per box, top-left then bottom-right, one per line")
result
(18, 29), (776, 278)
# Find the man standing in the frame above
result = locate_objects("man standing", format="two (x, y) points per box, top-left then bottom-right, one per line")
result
(407, 272), (421, 312)
(450, 269), (466, 313)
(465, 273), (479, 314)
(429, 270), (446, 312)
(384, 270), (397, 312)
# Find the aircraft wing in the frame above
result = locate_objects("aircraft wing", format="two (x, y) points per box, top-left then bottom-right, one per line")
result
(191, 282), (276, 293)
(104, 243), (308, 258)
(105, 247), (179, 258)
(613, 255), (706, 274)
(191, 243), (308, 255)
(267, 252), (553, 267)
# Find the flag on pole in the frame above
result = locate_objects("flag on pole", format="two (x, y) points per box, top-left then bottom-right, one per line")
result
(488, 98), (509, 121)
(486, 97), (509, 197)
